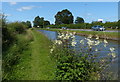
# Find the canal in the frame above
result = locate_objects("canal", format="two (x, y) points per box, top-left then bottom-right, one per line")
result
(39, 30), (119, 80)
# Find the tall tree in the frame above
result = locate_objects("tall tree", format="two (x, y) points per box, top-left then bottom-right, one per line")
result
(39, 17), (44, 28)
(26, 21), (32, 28)
(33, 16), (51, 28)
(33, 16), (44, 28)
(55, 9), (73, 25)
(75, 17), (84, 24)
(33, 16), (40, 27)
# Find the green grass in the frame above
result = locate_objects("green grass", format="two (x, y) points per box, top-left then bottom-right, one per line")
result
(70, 30), (118, 40)
(106, 28), (120, 31)
(3, 29), (56, 80)
(28, 29), (55, 80)
(38, 28), (119, 40)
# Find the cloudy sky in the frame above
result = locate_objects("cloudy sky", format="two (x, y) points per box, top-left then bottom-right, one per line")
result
(2, 2), (118, 24)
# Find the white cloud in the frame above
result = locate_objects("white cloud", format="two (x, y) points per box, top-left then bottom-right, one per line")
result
(87, 13), (92, 16)
(17, 6), (36, 12)
(4, 14), (12, 16)
(9, 2), (17, 5)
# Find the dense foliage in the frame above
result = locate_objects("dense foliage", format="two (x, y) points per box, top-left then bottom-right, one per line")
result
(2, 15), (32, 80)
(7, 22), (27, 34)
(33, 16), (50, 28)
(26, 21), (32, 28)
(50, 32), (116, 80)
(33, 16), (44, 28)
(21, 21), (32, 28)
(2, 15), (15, 51)
(32, 9), (118, 30)
(55, 9), (74, 25)
(75, 17), (84, 24)
(44, 20), (50, 26)
(47, 21), (119, 29)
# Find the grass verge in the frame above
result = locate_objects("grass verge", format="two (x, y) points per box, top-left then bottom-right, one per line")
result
(2, 29), (55, 80)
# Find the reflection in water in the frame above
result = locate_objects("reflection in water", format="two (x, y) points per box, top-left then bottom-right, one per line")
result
(39, 30), (119, 80)
(39, 30), (57, 40)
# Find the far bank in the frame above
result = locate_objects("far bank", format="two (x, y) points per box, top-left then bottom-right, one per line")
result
(36, 28), (119, 41)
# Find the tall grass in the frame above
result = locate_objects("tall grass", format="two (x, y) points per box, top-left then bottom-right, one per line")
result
(2, 29), (34, 80)
(2, 20), (32, 80)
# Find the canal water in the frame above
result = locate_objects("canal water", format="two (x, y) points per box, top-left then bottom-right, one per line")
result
(39, 30), (119, 80)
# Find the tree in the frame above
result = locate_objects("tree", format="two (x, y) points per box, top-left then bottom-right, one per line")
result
(39, 17), (44, 28)
(21, 21), (32, 28)
(75, 17), (84, 24)
(21, 21), (26, 25)
(104, 21), (118, 29)
(44, 20), (50, 26)
(118, 20), (120, 29)
(33, 16), (51, 28)
(26, 21), (32, 28)
(33, 16), (44, 28)
(55, 9), (74, 25)
(33, 16), (40, 27)
(91, 21), (103, 26)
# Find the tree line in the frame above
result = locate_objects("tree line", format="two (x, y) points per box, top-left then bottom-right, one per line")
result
(2, 9), (119, 30)
(15, 9), (119, 29)
(33, 9), (85, 28)
(33, 9), (119, 29)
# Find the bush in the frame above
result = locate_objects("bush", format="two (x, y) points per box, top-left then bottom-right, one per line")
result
(2, 30), (33, 80)
(2, 17), (30, 80)
(104, 22), (118, 29)
(7, 22), (27, 34)
(2, 27), (16, 51)
(54, 48), (95, 80)
(2, 16), (15, 51)
(2, 21), (28, 51)
(50, 32), (116, 80)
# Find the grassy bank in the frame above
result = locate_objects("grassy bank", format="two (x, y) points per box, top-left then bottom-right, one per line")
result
(2, 29), (55, 80)
(38, 28), (119, 40)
